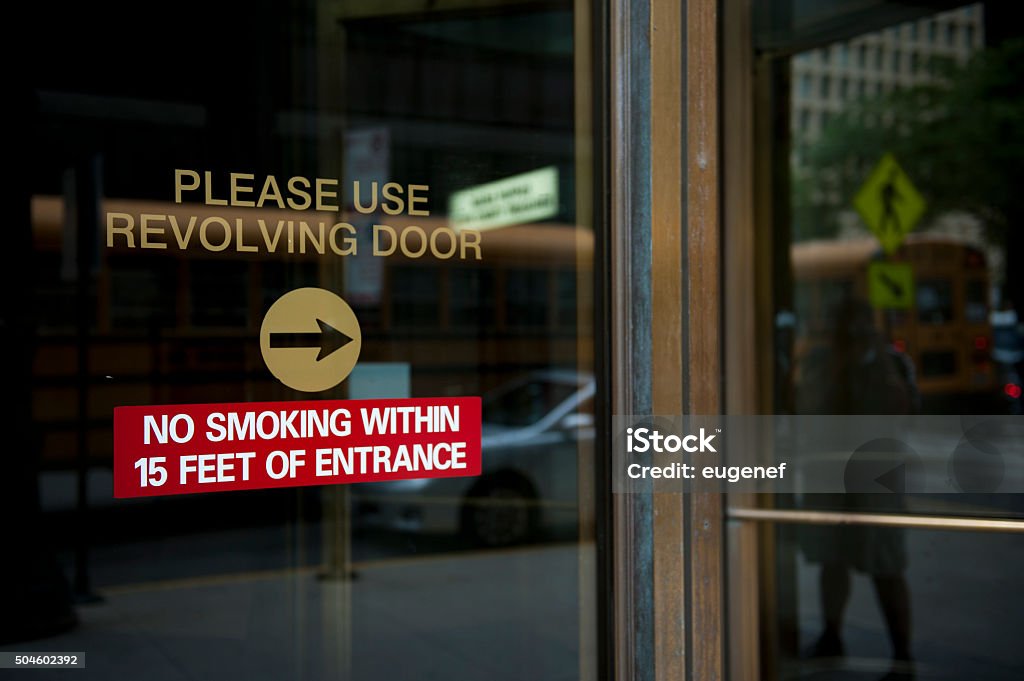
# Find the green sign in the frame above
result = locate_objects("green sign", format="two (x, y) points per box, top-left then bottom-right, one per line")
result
(449, 166), (559, 232)
(853, 153), (926, 254)
(868, 261), (914, 309)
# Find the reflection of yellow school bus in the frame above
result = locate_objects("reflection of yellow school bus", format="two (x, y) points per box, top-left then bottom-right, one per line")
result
(30, 196), (593, 469)
(792, 235), (994, 400)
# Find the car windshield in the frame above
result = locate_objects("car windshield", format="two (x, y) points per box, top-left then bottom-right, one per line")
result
(481, 378), (579, 427)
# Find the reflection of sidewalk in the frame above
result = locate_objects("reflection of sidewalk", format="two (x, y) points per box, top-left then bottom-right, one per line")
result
(792, 530), (1023, 680)
(1, 544), (587, 681)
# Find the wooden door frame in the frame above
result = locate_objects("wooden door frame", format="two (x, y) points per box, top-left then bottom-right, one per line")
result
(607, 1), (726, 679)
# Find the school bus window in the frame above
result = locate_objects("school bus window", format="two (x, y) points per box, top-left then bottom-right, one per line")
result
(190, 260), (248, 328)
(391, 266), (440, 328)
(505, 269), (549, 329)
(449, 267), (495, 329)
(916, 278), (953, 324)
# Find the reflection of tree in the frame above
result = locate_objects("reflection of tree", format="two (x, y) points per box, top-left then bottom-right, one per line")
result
(793, 39), (1024, 246)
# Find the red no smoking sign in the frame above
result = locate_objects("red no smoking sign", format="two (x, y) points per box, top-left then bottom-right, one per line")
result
(113, 397), (481, 498)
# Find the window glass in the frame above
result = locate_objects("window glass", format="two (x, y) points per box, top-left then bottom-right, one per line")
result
(505, 269), (550, 329)
(190, 260), (249, 328)
(34, 254), (80, 332)
(482, 377), (580, 427)
(12, 3), (598, 679)
(390, 266), (440, 329)
(965, 278), (988, 323)
(449, 268), (496, 328)
(556, 270), (578, 329)
(742, 4), (1024, 680)
(109, 261), (178, 329)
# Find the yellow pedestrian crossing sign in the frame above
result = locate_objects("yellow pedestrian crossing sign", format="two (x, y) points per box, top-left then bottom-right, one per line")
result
(853, 153), (926, 254)
(868, 262), (914, 309)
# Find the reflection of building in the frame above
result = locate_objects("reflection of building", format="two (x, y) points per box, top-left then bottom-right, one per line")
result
(791, 3), (984, 140)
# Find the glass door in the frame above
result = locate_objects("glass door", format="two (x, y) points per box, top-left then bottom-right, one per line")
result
(726, 2), (1024, 679)
(3, 2), (604, 679)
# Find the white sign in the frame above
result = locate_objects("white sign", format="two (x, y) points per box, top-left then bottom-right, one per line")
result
(449, 166), (558, 232)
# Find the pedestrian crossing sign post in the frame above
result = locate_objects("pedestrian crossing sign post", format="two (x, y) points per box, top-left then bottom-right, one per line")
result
(868, 261), (914, 309)
(853, 153), (926, 254)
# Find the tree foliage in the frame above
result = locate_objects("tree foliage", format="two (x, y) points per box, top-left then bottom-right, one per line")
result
(793, 38), (1024, 244)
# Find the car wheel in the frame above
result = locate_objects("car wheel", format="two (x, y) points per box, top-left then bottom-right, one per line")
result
(462, 477), (539, 547)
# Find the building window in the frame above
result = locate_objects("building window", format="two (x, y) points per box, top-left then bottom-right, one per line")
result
(798, 108), (811, 132)
(798, 73), (812, 98)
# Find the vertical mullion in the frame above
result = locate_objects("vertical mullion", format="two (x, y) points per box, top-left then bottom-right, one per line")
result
(610, 0), (654, 678)
(651, 0), (687, 680)
(686, 2), (725, 681)
(723, 0), (763, 678)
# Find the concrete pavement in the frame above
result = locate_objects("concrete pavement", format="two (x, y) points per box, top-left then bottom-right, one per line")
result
(0, 544), (590, 681)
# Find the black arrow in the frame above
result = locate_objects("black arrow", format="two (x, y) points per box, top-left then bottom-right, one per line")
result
(875, 462), (906, 493)
(269, 319), (353, 361)
(879, 271), (904, 298)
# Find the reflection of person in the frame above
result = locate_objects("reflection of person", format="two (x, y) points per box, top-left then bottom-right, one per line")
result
(798, 298), (917, 681)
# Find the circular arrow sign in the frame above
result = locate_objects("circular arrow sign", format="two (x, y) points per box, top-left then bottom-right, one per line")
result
(260, 288), (362, 392)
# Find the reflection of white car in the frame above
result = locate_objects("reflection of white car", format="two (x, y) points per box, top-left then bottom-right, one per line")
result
(353, 370), (595, 546)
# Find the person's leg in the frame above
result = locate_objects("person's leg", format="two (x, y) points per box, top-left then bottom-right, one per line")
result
(872, 574), (912, 661)
(813, 562), (851, 656)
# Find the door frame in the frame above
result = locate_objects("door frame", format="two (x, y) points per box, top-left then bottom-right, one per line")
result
(607, 1), (726, 680)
